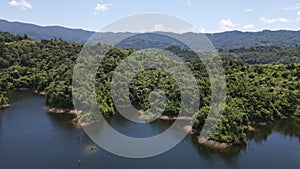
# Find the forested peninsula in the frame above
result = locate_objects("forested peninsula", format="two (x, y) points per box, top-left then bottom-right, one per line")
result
(1, 31), (300, 147)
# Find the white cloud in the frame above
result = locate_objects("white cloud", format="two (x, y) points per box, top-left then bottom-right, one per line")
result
(186, 0), (192, 6)
(153, 24), (205, 33)
(297, 11), (300, 21)
(245, 8), (253, 12)
(178, 0), (192, 6)
(259, 17), (290, 24)
(183, 26), (205, 33)
(177, 26), (205, 33)
(220, 19), (236, 31)
(9, 0), (32, 10)
(278, 18), (289, 23)
(243, 24), (254, 30)
(95, 3), (110, 12)
(153, 24), (166, 32)
(284, 4), (300, 10)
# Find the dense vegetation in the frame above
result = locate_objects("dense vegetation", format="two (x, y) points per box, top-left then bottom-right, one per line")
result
(0, 31), (300, 145)
(94, 51), (300, 143)
(219, 45), (300, 64)
(194, 61), (300, 143)
(0, 31), (81, 108)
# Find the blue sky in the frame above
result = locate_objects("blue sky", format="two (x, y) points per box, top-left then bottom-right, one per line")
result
(1, 0), (300, 33)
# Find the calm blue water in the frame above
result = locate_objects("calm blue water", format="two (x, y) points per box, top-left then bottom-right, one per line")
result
(0, 91), (299, 169)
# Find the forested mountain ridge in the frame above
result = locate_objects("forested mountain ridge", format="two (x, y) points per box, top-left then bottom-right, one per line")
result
(1, 19), (300, 49)
(0, 19), (94, 43)
(207, 30), (300, 49)
(219, 45), (300, 64)
(0, 31), (300, 145)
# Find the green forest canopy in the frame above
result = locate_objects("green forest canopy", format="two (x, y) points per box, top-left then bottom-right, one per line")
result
(0, 31), (300, 144)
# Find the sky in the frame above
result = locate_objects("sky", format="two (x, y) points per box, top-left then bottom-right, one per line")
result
(1, 0), (300, 33)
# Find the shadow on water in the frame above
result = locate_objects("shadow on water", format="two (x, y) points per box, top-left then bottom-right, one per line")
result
(46, 112), (78, 127)
(190, 135), (247, 167)
(105, 111), (175, 138)
(7, 90), (41, 103)
(249, 119), (300, 143)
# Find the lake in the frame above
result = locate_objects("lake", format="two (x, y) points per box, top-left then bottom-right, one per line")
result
(0, 91), (300, 169)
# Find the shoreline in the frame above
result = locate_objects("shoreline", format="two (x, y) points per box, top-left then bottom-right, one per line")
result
(183, 125), (233, 149)
(44, 105), (300, 149)
(35, 90), (46, 96)
(159, 115), (193, 121)
(138, 110), (193, 121)
(198, 137), (233, 149)
(11, 88), (46, 96)
(45, 107), (77, 115)
(0, 104), (10, 109)
(194, 115), (300, 149)
(13, 88), (31, 91)
(138, 114), (193, 121)
(287, 115), (300, 122)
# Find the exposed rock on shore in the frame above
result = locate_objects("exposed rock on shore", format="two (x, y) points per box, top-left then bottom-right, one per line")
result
(45, 107), (77, 115)
(198, 137), (232, 149)
(0, 104), (10, 109)
(13, 88), (31, 91)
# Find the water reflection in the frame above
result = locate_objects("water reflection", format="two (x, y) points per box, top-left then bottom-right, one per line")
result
(191, 118), (300, 158)
(191, 135), (246, 167)
(250, 119), (300, 144)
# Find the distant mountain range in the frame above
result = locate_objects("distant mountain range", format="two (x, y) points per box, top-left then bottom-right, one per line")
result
(1, 19), (300, 49)
(0, 19), (93, 43)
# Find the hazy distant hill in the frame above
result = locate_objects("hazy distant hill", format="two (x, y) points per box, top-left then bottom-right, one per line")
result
(1, 19), (300, 49)
(0, 19), (94, 43)
(207, 30), (300, 49)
